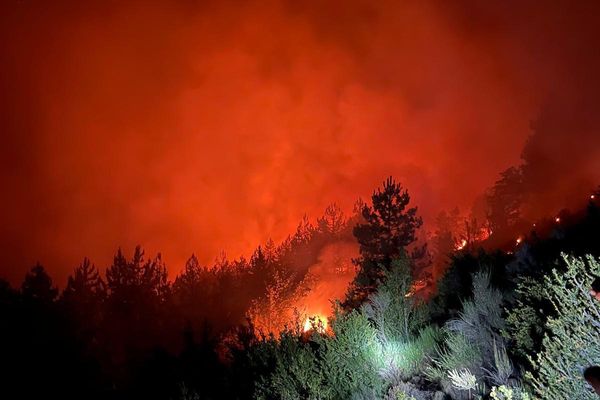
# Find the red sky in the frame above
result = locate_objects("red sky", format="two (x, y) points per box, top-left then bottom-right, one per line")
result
(1, 0), (600, 285)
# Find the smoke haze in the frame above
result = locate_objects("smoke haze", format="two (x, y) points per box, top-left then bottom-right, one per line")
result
(1, 0), (600, 283)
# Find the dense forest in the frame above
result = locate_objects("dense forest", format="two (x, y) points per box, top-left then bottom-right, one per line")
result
(2, 168), (600, 400)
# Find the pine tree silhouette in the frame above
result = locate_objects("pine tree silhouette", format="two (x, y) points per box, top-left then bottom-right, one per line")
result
(345, 177), (422, 307)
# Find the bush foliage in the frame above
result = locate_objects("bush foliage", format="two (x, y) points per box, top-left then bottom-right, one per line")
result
(251, 257), (439, 399)
(524, 254), (600, 399)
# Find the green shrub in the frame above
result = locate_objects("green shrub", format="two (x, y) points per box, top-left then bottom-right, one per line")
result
(255, 330), (326, 400)
(362, 258), (428, 343)
(525, 254), (600, 399)
(429, 270), (513, 398)
(447, 368), (477, 398)
(251, 257), (442, 399)
(489, 384), (531, 400)
(503, 277), (549, 361)
(317, 308), (386, 399)
(383, 385), (417, 400)
(362, 257), (439, 383)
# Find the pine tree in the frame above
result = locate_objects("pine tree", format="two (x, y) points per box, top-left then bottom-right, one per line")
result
(21, 263), (58, 303)
(346, 177), (422, 307)
(62, 258), (106, 306)
(173, 254), (219, 330)
(106, 246), (169, 302)
(486, 166), (524, 235)
(104, 246), (171, 354)
(173, 254), (203, 298)
(317, 203), (346, 237)
(61, 258), (106, 336)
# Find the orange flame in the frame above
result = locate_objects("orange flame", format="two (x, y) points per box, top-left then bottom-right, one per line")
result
(303, 314), (328, 333)
(455, 239), (467, 251)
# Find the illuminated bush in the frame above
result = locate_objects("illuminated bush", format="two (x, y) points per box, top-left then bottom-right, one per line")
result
(251, 257), (441, 399)
(318, 309), (386, 398)
(447, 368), (477, 397)
(429, 270), (513, 398)
(362, 257), (439, 382)
(362, 258), (428, 341)
(376, 325), (441, 386)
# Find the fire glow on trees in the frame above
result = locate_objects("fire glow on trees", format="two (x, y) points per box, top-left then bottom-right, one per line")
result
(246, 231), (358, 337)
(292, 242), (357, 335)
(303, 314), (328, 333)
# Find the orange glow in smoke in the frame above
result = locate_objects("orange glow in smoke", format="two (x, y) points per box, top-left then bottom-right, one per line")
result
(303, 314), (328, 333)
(555, 217), (561, 223)
(2, 0), (600, 288)
(516, 237), (522, 245)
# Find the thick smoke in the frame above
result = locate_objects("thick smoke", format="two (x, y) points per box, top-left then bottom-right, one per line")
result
(295, 241), (358, 319)
(1, 0), (599, 283)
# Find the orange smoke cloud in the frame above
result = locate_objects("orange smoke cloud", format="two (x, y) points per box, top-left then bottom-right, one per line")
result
(1, 0), (600, 284)
(294, 242), (358, 321)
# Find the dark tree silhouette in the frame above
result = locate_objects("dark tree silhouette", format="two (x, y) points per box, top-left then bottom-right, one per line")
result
(106, 246), (170, 302)
(21, 263), (58, 302)
(61, 258), (106, 344)
(345, 177), (422, 306)
(317, 203), (346, 236)
(431, 208), (460, 277)
(173, 254), (219, 331)
(104, 246), (172, 360)
(173, 255), (204, 299)
(62, 258), (106, 307)
(486, 166), (524, 235)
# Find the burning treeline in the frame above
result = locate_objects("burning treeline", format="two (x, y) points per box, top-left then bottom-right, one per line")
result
(3, 171), (600, 399)
(58, 118), (599, 343)
(243, 159), (600, 338)
(27, 168), (596, 345)
(14, 155), (595, 346)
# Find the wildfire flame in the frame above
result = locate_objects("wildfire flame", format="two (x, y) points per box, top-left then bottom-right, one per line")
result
(516, 237), (522, 245)
(455, 239), (467, 251)
(303, 314), (328, 333)
(555, 216), (561, 223)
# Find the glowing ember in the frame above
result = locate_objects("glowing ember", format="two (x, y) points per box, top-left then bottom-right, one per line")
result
(455, 239), (468, 251)
(516, 237), (522, 245)
(555, 217), (561, 223)
(303, 315), (328, 333)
